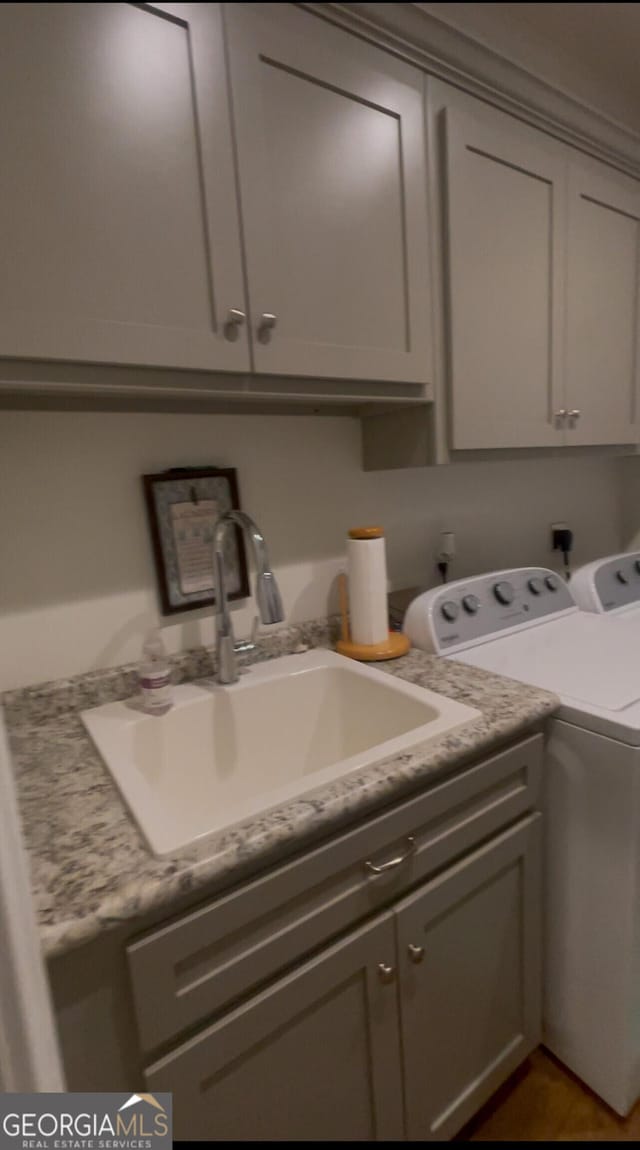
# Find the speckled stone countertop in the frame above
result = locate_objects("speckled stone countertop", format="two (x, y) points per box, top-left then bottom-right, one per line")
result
(2, 619), (558, 961)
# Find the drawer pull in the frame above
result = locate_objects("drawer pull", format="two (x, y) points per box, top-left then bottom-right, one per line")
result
(377, 962), (396, 984)
(365, 835), (416, 876)
(408, 943), (425, 964)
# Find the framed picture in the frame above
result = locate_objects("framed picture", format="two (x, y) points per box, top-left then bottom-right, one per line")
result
(142, 467), (250, 616)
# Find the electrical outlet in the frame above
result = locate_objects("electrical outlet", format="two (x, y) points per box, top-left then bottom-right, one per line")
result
(437, 530), (456, 562)
(551, 522), (568, 550)
(551, 523), (575, 557)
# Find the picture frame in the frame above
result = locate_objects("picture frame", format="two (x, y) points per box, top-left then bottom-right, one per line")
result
(142, 467), (250, 616)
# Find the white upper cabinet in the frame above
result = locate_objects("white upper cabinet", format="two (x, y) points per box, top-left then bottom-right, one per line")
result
(437, 78), (640, 453)
(224, 3), (433, 384)
(2, 3), (639, 430)
(439, 85), (567, 449)
(0, 3), (249, 371)
(565, 158), (640, 445)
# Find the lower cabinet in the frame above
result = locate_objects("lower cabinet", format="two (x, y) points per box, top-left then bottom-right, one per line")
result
(145, 913), (404, 1141)
(397, 815), (541, 1140)
(144, 815), (541, 1141)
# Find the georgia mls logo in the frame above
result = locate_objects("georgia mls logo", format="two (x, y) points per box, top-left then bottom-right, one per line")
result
(0, 1092), (172, 1150)
(116, 1094), (169, 1137)
(119, 1094), (167, 1122)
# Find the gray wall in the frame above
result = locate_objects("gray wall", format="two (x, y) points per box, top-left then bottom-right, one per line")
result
(0, 409), (622, 688)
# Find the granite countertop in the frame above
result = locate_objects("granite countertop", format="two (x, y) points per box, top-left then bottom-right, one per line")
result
(2, 620), (558, 961)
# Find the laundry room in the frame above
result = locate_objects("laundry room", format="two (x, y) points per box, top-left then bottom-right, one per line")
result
(2, 2), (640, 1144)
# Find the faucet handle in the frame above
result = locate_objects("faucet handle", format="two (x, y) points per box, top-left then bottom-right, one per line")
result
(250, 615), (260, 646)
(234, 615), (260, 656)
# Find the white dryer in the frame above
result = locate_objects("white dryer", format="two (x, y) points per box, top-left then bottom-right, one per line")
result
(405, 567), (640, 1115)
(572, 549), (640, 615)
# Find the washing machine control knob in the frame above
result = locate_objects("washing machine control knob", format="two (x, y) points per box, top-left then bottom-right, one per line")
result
(494, 581), (515, 606)
(545, 575), (560, 592)
(462, 594), (480, 614)
(441, 601), (459, 623)
(528, 577), (543, 596)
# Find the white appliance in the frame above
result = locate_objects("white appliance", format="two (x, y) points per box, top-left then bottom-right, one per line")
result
(405, 566), (640, 1116)
(0, 707), (65, 1091)
(571, 549), (640, 615)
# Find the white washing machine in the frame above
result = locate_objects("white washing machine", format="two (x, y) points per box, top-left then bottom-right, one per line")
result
(405, 567), (640, 1115)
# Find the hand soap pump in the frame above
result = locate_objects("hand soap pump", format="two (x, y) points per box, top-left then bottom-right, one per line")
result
(138, 628), (173, 715)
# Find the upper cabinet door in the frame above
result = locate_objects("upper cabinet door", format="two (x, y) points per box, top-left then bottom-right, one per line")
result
(224, 3), (433, 384)
(565, 159), (640, 445)
(442, 93), (566, 448)
(0, 3), (249, 371)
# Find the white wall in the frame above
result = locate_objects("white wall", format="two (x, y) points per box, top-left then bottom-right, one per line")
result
(0, 410), (622, 690)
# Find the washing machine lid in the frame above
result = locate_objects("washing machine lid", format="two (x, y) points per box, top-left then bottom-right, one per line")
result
(403, 566), (640, 745)
(450, 609), (640, 745)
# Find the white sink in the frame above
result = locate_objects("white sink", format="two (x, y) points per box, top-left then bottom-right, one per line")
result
(81, 650), (480, 856)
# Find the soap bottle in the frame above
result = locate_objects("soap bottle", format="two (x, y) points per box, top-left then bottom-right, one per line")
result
(138, 629), (172, 715)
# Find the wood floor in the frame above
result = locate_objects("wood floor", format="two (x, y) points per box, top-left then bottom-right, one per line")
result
(457, 1049), (640, 1142)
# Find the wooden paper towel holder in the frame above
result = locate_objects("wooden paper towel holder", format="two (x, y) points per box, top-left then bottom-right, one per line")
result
(336, 573), (410, 661)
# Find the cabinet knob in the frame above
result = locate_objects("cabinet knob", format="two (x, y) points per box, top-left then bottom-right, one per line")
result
(377, 962), (396, 984)
(554, 409), (567, 423)
(568, 409), (581, 422)
(257, 312), (278, 344)
(223, 308), (246, 341)
(407, 943), (425, 964)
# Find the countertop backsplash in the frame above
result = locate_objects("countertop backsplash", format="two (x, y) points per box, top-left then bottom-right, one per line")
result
(0, 616), (342, 727)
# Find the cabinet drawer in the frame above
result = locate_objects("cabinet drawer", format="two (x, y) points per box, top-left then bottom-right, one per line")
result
(127, 733), (542, 1053)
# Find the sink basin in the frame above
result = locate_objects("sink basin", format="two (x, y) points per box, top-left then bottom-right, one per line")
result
(81, 650), (480, 855)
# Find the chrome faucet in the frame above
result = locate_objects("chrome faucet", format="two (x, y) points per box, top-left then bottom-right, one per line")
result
(212, 510), (284, 684)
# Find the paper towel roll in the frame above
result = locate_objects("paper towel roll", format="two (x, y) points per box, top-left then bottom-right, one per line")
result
(347, 530), (389, 645)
